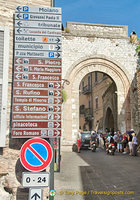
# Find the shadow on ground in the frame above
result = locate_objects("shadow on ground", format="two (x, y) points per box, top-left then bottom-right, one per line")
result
(76, 148), (140, 200)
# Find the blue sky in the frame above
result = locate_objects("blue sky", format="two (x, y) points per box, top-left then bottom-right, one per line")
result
(55, 0), (140, 37)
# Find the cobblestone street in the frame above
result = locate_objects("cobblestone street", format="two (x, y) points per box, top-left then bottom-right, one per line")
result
(54, 148), (140, 200)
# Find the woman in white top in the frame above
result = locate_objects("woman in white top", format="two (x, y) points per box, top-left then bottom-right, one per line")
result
(132, 133), (138, 156)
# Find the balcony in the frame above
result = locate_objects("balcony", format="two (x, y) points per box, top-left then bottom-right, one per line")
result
(79, 105), (85, 115)
(82, 85), (92, 95)
(84, 108), (93, 121)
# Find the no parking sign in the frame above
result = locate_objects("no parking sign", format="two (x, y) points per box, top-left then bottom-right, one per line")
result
(20, 138), (53, 172)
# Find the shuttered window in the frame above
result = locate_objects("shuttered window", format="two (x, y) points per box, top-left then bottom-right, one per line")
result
(0, 27), (9, 147)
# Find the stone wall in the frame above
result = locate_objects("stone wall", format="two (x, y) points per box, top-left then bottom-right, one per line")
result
(62, 22), (137, 144)
(66, 22), (128, 38)
(62, 23), (137, 81)
(136, 68), (140, 142)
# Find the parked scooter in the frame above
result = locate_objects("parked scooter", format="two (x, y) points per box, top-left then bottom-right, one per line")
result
(91, 141), (96, 152)
(106, 143), (115, 155)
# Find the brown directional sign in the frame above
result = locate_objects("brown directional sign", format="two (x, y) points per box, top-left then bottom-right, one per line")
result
(14, 58), (62, 66)
(14, 66), (62, 73)
(13, 105), (61, 113)
(12, 121), (61, 129)
(13, 89), (61, 97)
(14, 81), (61, 89)
(12, 129), (61, 137)
(12, 6), (62, 138)
(12, 113), (61, 121)
(14, 73), (61, 81)
(13, 97), (62, 104)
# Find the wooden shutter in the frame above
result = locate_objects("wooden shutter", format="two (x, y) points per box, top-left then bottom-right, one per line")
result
(0, 27), (9, 147)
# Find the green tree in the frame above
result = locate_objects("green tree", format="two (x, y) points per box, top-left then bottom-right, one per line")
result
(62, 89), (67, 102)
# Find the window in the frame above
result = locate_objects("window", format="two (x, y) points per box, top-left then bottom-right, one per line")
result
(95, 72), (98, 82)
(95, 97), (98, 109)
(88, 75), (91, 86)
(0, 27), (9, 147)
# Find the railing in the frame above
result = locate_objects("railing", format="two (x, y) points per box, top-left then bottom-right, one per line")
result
(84, 108), (93, 121)
(82, 85), (92, 94)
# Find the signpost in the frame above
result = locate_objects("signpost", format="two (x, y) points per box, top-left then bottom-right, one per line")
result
(13, 5), (62, 200)
(12, 5), (62, 138)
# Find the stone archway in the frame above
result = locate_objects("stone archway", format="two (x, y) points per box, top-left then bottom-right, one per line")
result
(62, 56), (131, 144)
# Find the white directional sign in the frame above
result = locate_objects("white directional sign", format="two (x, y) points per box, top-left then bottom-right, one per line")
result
(15, 28), (61, 36)
(22, 172), (50, 187)
(15, 43), (62, 51)
(15, 6), (61, 14)
(29, 188), (42, 200)
(15, 50), (61, 58)
(15, 13), (62, 21)
(15, 35), (61, 44)
(15, 20), (61, 29)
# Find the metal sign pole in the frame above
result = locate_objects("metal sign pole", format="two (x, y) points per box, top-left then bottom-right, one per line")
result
(49, 138), (54, 200)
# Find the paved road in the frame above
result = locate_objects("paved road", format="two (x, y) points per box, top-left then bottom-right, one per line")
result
(54, 148), (140, 200)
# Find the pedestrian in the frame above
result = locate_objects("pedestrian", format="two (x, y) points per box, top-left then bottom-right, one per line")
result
(116, 130), (123, 153)
(122, 132), (128, 154)
(113, 132), (118, 150)
(127, 130), (133, 155)
(132, 133), (138, 156)
(96, 131), (100, 147)
(90, 131), (97, 148)
(77, 129), (82, 153)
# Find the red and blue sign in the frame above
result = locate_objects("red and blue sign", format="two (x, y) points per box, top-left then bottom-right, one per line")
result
(20, 138), (53, 172)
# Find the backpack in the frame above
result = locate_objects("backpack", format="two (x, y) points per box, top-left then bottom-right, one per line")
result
(110, 136), (114, 143)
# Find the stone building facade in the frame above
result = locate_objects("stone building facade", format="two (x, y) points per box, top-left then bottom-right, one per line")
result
(79, 72), (114, 131)
(102, 82), (117, 132)
(0, 1), (53, 200)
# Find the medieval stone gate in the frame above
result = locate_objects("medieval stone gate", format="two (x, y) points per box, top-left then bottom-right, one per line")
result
(61, 22), (137, 146)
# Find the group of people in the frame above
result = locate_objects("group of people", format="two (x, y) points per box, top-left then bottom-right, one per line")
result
(102, 129), (138, 156)
(76, 128), (138, 156)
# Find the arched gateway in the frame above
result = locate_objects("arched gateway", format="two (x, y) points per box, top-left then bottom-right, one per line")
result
(62, 56), (131, 144)
(61, 22), (137, 146)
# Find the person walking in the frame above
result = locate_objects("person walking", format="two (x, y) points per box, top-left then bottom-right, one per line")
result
(122, 132), (128, 154)
(127, 131), (133, 155)
(116, 131), (123, 153)
(77, 129), (82, 153)
(113, 132), (118, 150)
(132, 133), (138, 156)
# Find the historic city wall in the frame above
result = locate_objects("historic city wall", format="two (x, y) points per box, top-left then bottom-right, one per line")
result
(62, 22), (138, 145)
